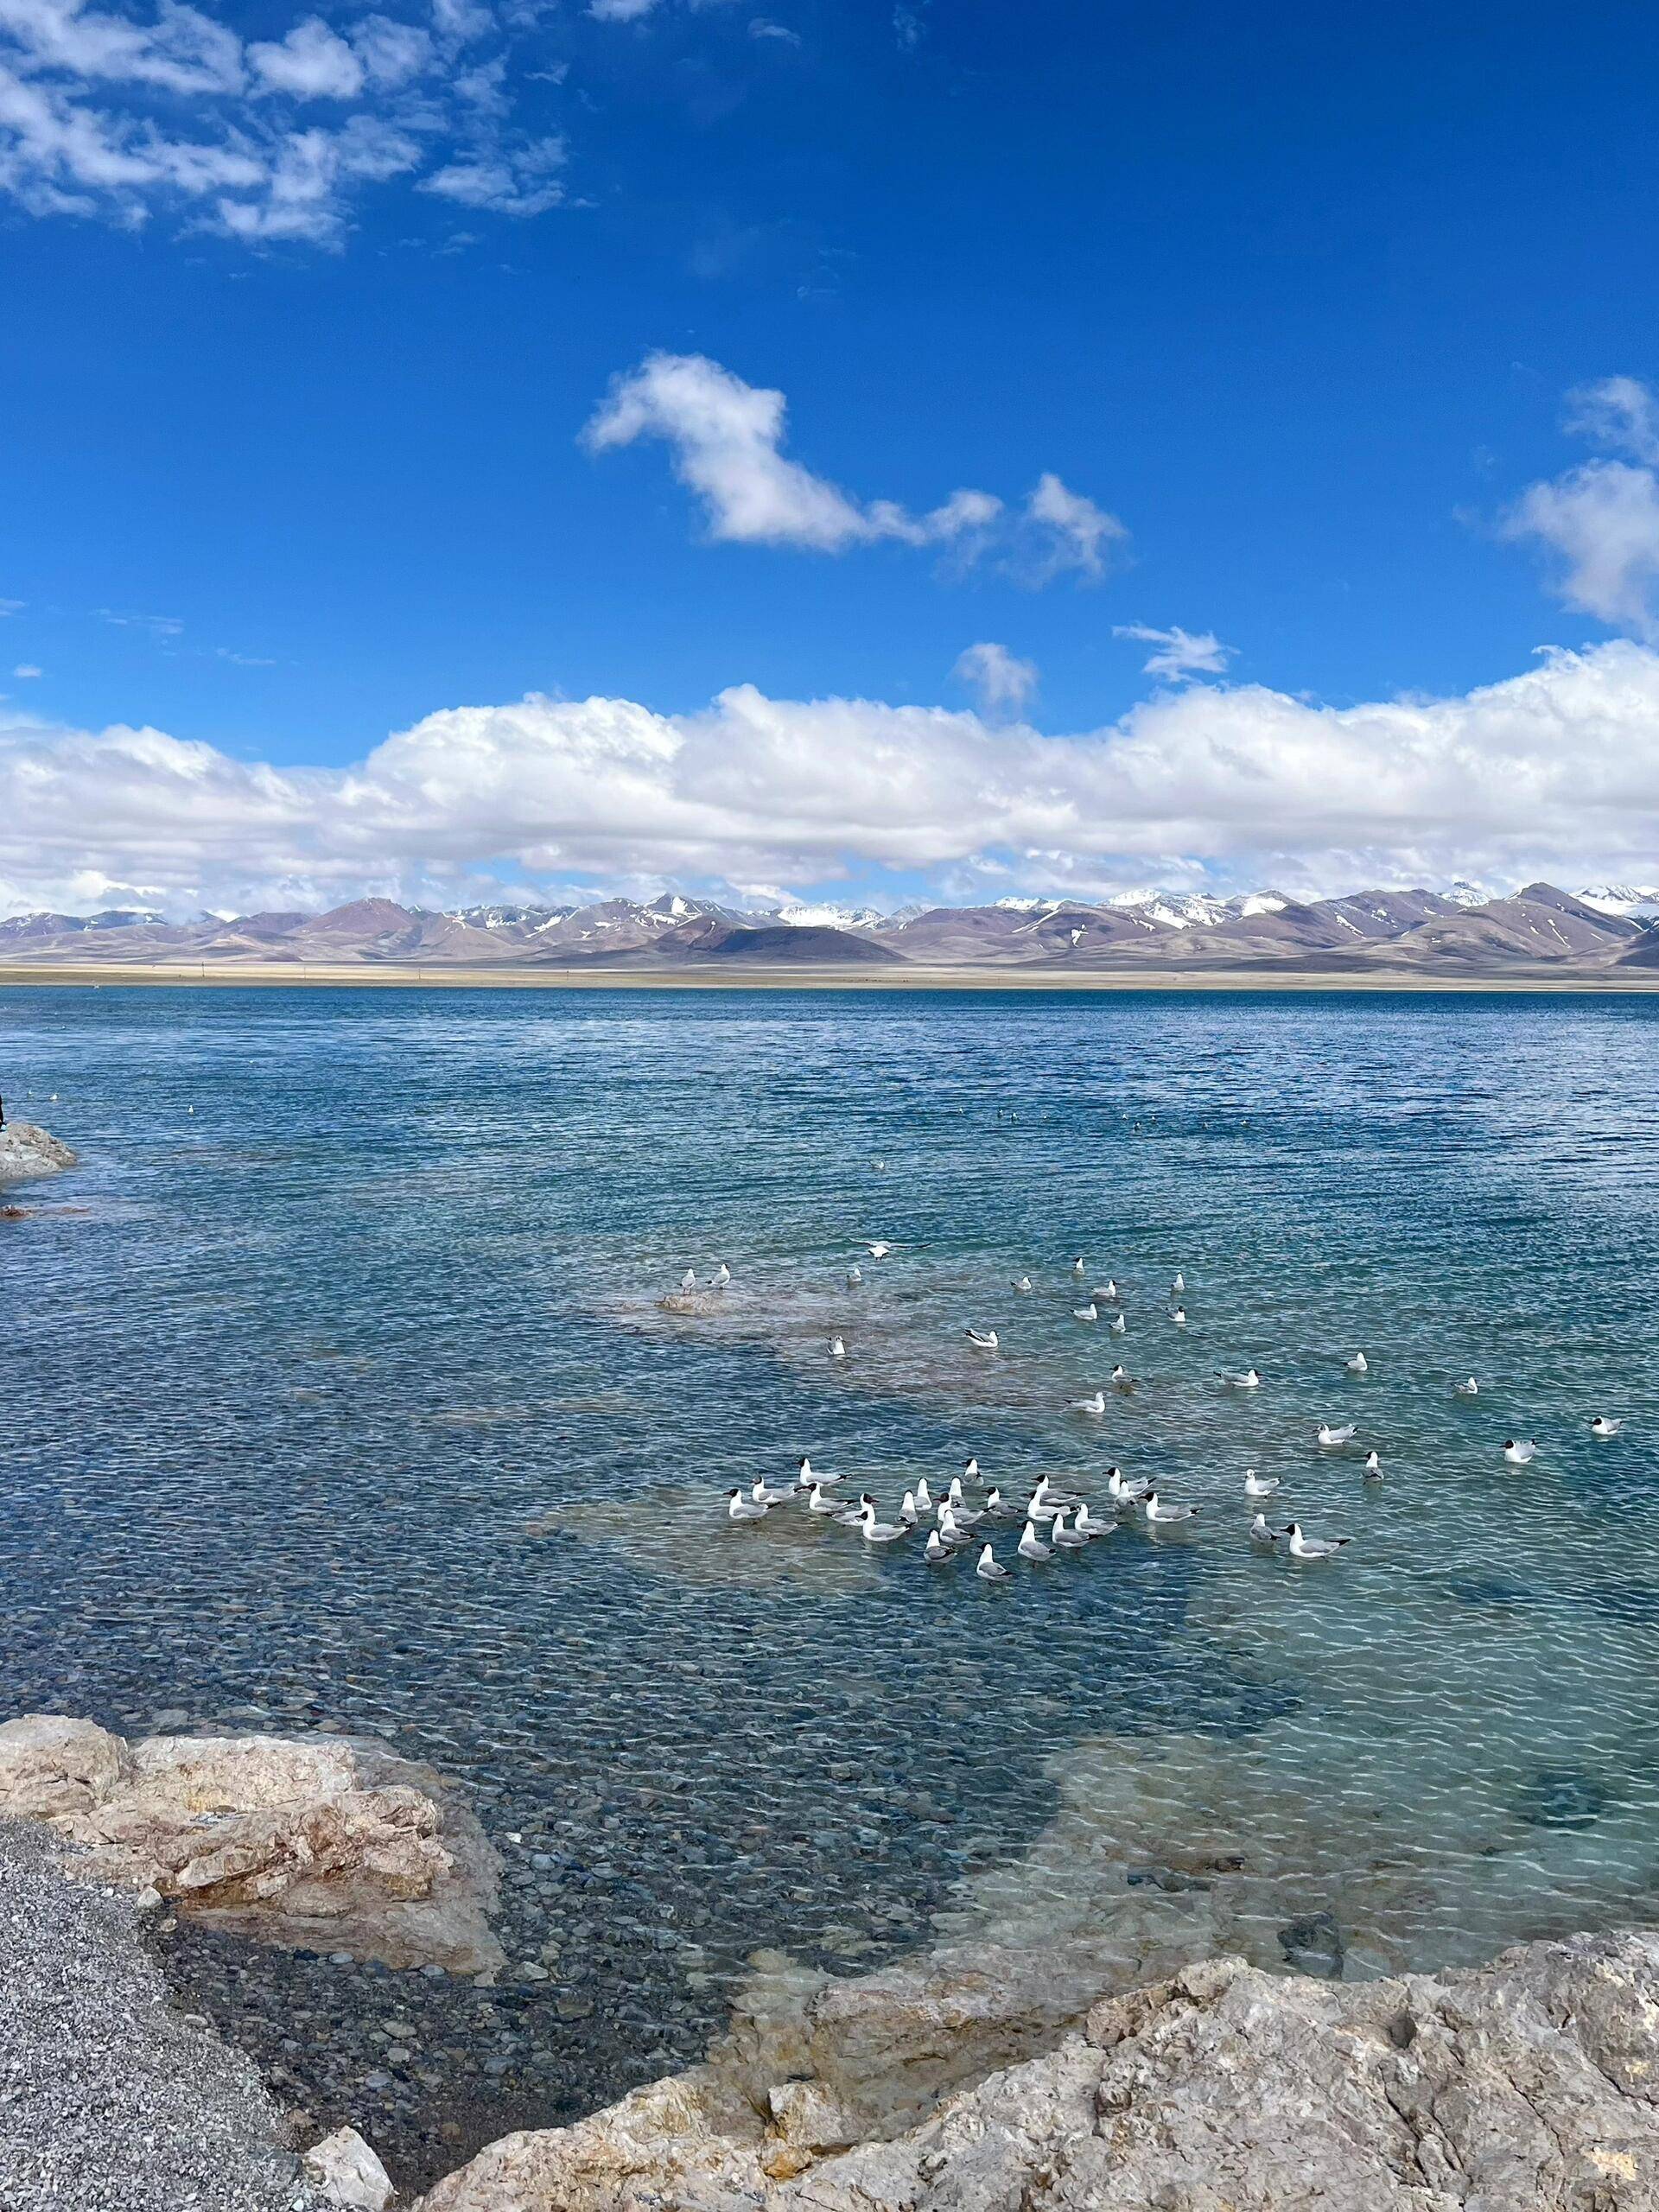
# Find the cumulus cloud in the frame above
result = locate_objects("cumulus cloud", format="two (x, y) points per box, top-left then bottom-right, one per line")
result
(584, 352), (1117, 582)
(1114, 622), (1233, 680)
(1504, 375), (1659, 641)
(0, 0), (570, 243)
(952, 640), (1037, 718)
(12, 662), (42, 677)
(6, 640), (1659, 916)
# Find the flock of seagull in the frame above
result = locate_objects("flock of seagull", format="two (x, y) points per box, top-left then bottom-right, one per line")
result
(686, 1243), (1630, 1586)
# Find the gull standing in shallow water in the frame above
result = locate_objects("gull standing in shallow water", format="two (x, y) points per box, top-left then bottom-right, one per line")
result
(680, 1268), (697, 1292)
(1283, 1522), (1351, 1560)
(1503, 1439), (1538, 1465)
(976, 1544), (1013, 1583)
(711, 1263), (731, 1289)
(750, 1475), (792, 1507)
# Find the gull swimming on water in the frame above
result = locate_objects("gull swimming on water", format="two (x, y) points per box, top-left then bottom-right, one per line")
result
(1143, 1491), (1199, 1524)
(963, 1457), (981, 1482)
(983, 1488), (1021, 1519)
(941, 1496), (984, 1532)
(1172, 1272), (1185, 1294)
(925, 1529), (952, 1563)
(1243, 1469), (1280, 1497)
(1071, 1391), (1107, 1415)
(1345, 1352), (1369, 1374)
(938, 1504), (978, 1547)
(829, 1337), (847, 1360)
(1018, 1519), (1054, 1562)
(899, 1491), (920, 1526)
(1171, 1306), (1188, 1326)
(1106, 1466), (1151, 1503)
(1071, 1256), (1087, 1275)
(806, 1482), (844, 1514)
(1109, 1312), (1128, 1335)
(1073, 1302), (1099, 1323)
(1012, 1275), (1033, 1294)
(1249, 1511), (1280, 1543)
(1453, 1376), (1478, 1396)
(1317, 1422), (1357, 1448)
(915, 1478), (933, 1510)
(1283, 1522), (1350, 1560)
(1074, 1503), (1114, 1539)
(797, 1455), (840, 1488)
(1590, 1416), (1624, 1439)
(750, 1476), (792, 1508)
(976, 1544), (1013, 1583)
(964, 1328), (1000, 1351)
(1051, 1508), (1090, 1550)
(1096, 1279), (1121, 1302)
(847, 1265), (863, 1287)
(1363, 1450), (1383, 1479)
(1109, 1364), (1134, 1391)
(1503, 1439), (1538, 1465)
(1219, 1368), (1263, 1389)
(852, 1498), (908, 1542)
(727, 1489), (771, 1521)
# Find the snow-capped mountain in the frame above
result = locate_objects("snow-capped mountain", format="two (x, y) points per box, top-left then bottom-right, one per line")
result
(1577, 883), (1659, 918)
(770, 901), (887, 929)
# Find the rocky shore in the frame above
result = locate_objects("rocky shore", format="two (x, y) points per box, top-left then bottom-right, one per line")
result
(0, 1116), (76, 1185)
(5, 1713), (1659, 2209)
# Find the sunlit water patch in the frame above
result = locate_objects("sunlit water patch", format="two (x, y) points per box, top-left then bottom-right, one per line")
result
(2, 983), (1657, 2186)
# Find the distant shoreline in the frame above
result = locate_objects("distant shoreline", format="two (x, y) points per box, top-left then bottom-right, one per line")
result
(4, 959), (1659, 995)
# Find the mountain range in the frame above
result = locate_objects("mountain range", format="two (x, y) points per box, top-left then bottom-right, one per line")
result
(3, 881), (1659, 977)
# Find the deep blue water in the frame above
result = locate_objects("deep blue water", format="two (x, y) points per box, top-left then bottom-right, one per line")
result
(4, 982), (1659, 2163)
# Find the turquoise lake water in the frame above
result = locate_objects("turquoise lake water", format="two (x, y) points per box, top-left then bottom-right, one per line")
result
(4, 982), (1658, 2174)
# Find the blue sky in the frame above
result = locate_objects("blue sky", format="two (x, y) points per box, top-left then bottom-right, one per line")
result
(4, 0), (1659, 913)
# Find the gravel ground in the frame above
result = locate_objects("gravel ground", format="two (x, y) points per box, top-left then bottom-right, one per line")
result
(0, 1823), (322, 2212)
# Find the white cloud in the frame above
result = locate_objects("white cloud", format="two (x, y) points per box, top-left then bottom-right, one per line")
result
(584, 352), (1120, 583)
(248, 18), (364, 100)
(952, 640), (1037, 718)
(7, 640), (1659, 915)
(1114, 622), (1233, 680)
(1504, 459), (1659, 642)
(12, 662), (42, 677)
(588, 0), (659, 16)
(1566, 375), (1659, 466)
(748, 17), (799, 41)
(0, 599), (22, 614)
(0, 0), (570, 242)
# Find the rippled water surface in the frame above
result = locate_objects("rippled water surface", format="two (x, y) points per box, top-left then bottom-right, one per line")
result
(4, 983), (1659, 2179)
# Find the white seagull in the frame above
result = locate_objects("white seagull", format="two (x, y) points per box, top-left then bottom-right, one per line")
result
(750, 1476), (792, 1508)
(1109, 1312), (1128, 1335)
(915, 1478), (933, 1510)
(1071, 1256), (1087, 1275)
(941, 1497), (984, 1533)
(965, 1327), (1001, 1351)
(1018, 1519), (1053, 1562)
(938, 1503), (978, 1548)
(1096, 1279), (1122, 1301)
(1219, 1368), (1263, 1389)
(924, 1529), (952, 1564)
(1073, 1503), (1114, 1540)
(1243, 1469), (1280, 1497)
(1590, 1416), (1624, 1439)
(1453, 1376), (1478, 1396)
(1317, 1422), (1357, 1448)
(796, 1455), (839, 1487)
(1106, 1466), (1151, 1503)
(680, 1268), (697, 1292)
(1172, 1272), (1185, 1294)
(712, 1263), (731, 1288)
(1503, 1439), (1538, 1465)
(866, 1241), (893, 1259)
(829, 1337), (847, 1360)
(1012, 1275), (1033, 1294)
(847, 1265), (863, 1287)
(1110, 1364), (1134, 1390)
(1363, 1451), (1382, 1479)
(1171, 1306), (1188, 1326)
(854, 1499), (908, 1543)
(1345, 1351), (1369, 1374)
(1071, 1391), (1107, 1415)
(1144, 1491), (1199, 1524)
(983, 1488), (1021, 1520)
(1284, 1522), (1350, 1560)
(1051, 1508), (1091, 1550)
(1249, 1511), (1280, 1543)
(727, 1489), (770, 1521)
(899, 1491), (920, 1526)
(1073, 1302), (1099, 1323)
(962, 1457), (981, 1481)
(805, 1482), (843, 1515)
(976, 1544), (1013, 1584)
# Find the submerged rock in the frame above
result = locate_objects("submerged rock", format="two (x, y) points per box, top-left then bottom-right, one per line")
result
(418, 1929), (1659, 2210)
(0, 1714), (501, 1974)
(0, 1119), (76, 1185)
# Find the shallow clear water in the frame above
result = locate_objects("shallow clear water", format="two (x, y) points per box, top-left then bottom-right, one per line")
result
(4, 983), (1658, 2177)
